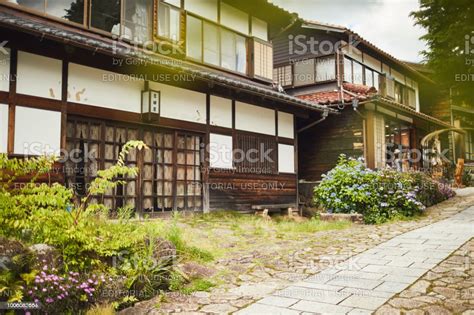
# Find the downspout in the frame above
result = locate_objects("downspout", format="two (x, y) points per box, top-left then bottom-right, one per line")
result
(297, 109), (330, 133)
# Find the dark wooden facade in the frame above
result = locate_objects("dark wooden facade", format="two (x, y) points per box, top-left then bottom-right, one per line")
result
(0, 2), (319, 214)
(299, 107), (364, 181)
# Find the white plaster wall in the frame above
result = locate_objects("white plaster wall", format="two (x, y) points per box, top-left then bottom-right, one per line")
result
(252, 17), (268, 41)
(414, 81), (420, 112)
(210, 95), (232, 128)
(164, 0), (180, 7)
(235, 102), (275, 136)
(0, 104), (8, 153)
(14, 106), (61, 156)
(220, 3), (249, 35)
(0, 48), (10, 92)
(185, 0), (218, 21)
(278, 112), (294, 139)
(278, 144), (295, 173)
(391, 68), (405, 84)
(68, 63), (143, 113)
(363, 53), (381, 72)
(342, 44), (363, 63)
(17, 51), (62, 100)
(149, 81), (206, 124)
(209, 133), (233, 169)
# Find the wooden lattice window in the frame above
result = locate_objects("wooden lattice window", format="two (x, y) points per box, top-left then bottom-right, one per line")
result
(65, 119), (139, 212)
(66, 117), (203, 214)
(234, 132), (278, 175)
(141, 130), (203, 213)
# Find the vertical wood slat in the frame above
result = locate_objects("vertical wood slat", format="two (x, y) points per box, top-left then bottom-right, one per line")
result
(7, 48), (17, 154)
(60, 60), (68, 151)
(172, 130), (178, 211)
(203, 94), (211, 212)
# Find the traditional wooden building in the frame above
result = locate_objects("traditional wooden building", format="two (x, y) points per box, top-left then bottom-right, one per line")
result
(406, 61), (474, 166)
(0, 1), (338, 214)
(273, 20), (453, 182)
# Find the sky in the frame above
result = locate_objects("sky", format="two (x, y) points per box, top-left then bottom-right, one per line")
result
(271, 0), (427, 63)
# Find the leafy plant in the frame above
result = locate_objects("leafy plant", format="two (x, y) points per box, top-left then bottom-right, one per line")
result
(314, 155), (455, 224)
(25, 265), (108, 314)
(0, 141), (218, 312)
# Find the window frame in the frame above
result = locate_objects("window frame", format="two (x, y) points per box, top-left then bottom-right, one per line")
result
(291, 54), (338, 88)
(88, 0), (154, 43)
(184, 12), (249, 76)
(1, 0), (88, 27)
(154, 0), (182, 44)
(314, 55), (337, 83)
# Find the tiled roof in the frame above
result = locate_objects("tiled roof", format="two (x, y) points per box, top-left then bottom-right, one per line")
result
(296, 83), (376, 105)
(296, 83), (452, 128)
(0, 7), (337, 114)
(343, 83), (377, 95)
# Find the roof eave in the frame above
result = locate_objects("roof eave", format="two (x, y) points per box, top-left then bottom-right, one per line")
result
(373, 96), (452, 128)
(0, 9), (337, 115)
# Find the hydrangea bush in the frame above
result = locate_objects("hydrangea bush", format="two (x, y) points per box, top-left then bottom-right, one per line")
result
(314, 155), (455, 224)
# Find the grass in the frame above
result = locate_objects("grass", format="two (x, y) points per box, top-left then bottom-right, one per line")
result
(274, 217), (352, 234)
(172, 211), (353, 260)
(164, 221), (214, 263)
(140, 211), (353, 297)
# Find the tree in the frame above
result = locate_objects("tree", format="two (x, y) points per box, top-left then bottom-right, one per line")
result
(411, 0), (474, 106)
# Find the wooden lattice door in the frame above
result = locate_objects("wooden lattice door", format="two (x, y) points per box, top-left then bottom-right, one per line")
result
(65, 118), (139, 213)
(141, 130), (203, 214)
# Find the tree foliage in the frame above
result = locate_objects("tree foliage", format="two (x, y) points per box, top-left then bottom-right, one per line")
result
(411, 0), (474, 106)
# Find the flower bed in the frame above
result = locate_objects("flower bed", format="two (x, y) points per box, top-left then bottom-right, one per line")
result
(313, 155), (455, 224)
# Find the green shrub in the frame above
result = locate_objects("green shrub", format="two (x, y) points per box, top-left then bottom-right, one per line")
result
(0, 141), (212, 311)
(314, 155), (455, 224)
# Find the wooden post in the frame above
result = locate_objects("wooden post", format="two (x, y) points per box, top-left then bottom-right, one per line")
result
(7, 49), (17, 155)
(203, 94), (211, 213)
(455, 158), (465, 188)
(365, 109), (376, 169)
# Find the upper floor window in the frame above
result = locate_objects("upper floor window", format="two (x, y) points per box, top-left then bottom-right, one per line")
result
(91, 0), (152, 43)
(315, 56), (336, 82)
(394, 81), (404, 104)
(365, 67), (380, 90)
(293, 55), (336, 87)
(186, 14), (247, 74)
(353, 61), (363, 85)
(345, 57), (380, 89)
(15, 0), (85, 24)
(158, 0), (181, 41)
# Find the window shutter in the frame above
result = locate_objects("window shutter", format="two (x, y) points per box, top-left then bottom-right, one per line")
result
(408, 89), (416, 108)
(252, 39), (273, 81)
(274, 65), (293, 87)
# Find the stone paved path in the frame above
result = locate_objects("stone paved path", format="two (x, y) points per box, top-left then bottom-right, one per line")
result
(237, 207), (474, 315)
(376, 239), (474, 314)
